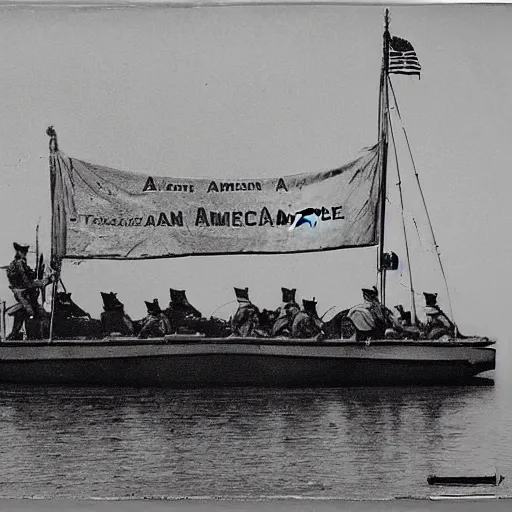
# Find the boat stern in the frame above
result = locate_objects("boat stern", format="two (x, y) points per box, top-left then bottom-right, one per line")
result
(468, 346), (496, 377)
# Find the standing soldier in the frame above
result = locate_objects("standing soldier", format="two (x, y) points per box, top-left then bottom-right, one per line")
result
(5, 243), (52, 340)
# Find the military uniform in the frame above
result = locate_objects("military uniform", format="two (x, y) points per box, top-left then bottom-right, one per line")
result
(422, 292), (455, 339)
(347, 286), (396, 340)
(5, 243), (49, 340)
(424, 309), (454, 339)
(164, 288), (202, 333)
(100, 292), (134, 336)
(291, 299), (324, 339)
(271, 287), (299, 337)
(230, 287), (261, 337)
(139, 299), (172, 338)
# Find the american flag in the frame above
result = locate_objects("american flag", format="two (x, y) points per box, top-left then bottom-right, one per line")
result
(388, 36), (421, 77)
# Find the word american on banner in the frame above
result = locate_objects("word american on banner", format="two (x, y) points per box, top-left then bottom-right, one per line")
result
(50, 144), (382, 260)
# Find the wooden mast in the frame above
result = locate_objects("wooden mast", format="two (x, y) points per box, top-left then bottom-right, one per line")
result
(378, 9), (390, 305)
(47, 126), (60, 344)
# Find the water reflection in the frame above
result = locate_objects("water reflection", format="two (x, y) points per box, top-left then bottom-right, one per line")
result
(0, 379), (507, 499)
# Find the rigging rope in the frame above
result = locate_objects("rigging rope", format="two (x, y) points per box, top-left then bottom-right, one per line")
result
(210, 300), (237, 318)
(388, 113), (417, 324)
(412, 216), (427, 254)
(384, 195), (429, 255)
(388, 77), (457, 331)
(398, 281), (432, 299)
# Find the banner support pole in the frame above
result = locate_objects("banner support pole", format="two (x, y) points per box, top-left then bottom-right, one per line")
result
(47, 126), (60, 344)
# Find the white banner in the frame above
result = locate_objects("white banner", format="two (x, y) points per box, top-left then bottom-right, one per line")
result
(51, 144), (382, 260)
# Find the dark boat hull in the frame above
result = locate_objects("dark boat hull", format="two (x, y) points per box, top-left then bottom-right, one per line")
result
(0, 336), (495, 388)
(428, 475), (503, 486)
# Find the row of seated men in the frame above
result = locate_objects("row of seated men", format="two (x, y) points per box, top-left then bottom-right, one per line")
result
(50, 289), (231, 340)
(228, 286), (458, 341)
(49, 288), (317, 340)
(20, 285), (456, 341)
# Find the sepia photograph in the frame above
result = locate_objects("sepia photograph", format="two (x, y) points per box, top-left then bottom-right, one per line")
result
(0, 1), (510, 510)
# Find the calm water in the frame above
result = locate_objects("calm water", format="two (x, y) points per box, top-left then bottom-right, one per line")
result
(0, 342), (510, 500)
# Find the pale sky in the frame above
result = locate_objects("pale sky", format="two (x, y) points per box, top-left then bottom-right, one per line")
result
(0, 4), (511, 347)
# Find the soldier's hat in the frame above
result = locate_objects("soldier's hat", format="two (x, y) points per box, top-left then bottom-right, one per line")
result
(281, 287), (296, 304)
(423, 292), (438, 307)
(145, 299), (162, 314)
(100, 291), (115, 305)
(302, 298), (318, 316)
(13, 242), (29, 253)
(101, 291), (123, 310)
(170, 288), (188, 304)
(234, 287), (250, 302)
(169, 288), (202, 317)
(362, 286), (379, 300)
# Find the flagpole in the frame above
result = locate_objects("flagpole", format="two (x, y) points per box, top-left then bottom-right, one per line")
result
(377, 9), (390, 306)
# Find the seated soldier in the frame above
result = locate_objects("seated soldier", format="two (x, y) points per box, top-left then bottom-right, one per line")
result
(321, 308), (355, 339)
(272, 287), (300, 337)
(164, 289), (236, 337)
(55, 292), (91, 320)
(164, 288), (202, 333)
(230, 287), (262, 337)
(100, 292), (135, 336)
(347, 286), (403, 341)
(139, 299), (172, 338)
(258, 309), (277, 337)
(291, 298), (324, 339)
(423, 292), (456, 340)
(51, 292), (102, 340)
(390, 304), (422, 340)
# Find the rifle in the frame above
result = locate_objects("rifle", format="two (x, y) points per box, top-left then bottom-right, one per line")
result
(35, 220), (40, 276)
(39, 255), (46, 305)
(35, 219), (47, 305)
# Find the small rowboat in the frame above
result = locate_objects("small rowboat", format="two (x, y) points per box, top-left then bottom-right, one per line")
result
(428, 471), (504, 486)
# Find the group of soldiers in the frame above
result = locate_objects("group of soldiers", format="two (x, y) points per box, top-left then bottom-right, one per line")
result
(345, 285), (457, 341)
(3, 241), (458, 341)
(97, 289), (217, 339)
(228, 285), (457, 341)
(230, 286), (324, 339)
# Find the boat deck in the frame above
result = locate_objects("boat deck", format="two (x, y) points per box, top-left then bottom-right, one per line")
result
(0, 335), (495, 348)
